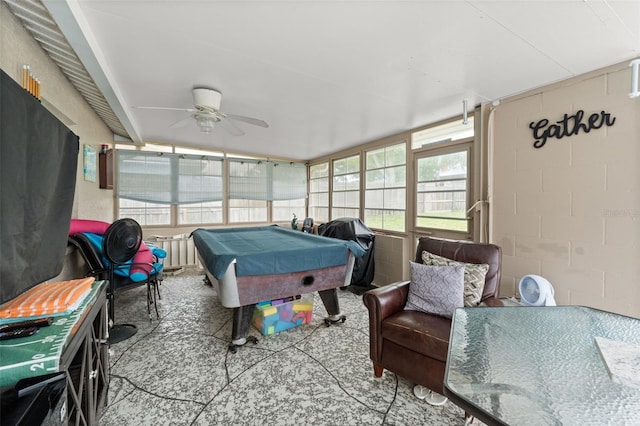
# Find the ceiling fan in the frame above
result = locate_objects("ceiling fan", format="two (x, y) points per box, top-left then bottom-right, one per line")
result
(135, 87), (268, 136)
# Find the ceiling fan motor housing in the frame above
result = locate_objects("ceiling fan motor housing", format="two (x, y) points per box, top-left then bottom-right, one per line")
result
(193, 87), (222, 111)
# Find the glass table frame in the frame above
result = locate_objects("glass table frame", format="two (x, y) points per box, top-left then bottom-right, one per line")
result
(444, 306), (640, 426)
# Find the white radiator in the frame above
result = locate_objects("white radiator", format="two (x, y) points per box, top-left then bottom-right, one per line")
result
(146, 234), (199, 270)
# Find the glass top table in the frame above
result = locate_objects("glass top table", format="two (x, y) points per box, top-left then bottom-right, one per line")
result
(444, 306), (640, 425)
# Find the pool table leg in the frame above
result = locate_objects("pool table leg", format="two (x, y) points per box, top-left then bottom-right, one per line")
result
(318, 288), (346, 326)
(229, 303), (258, 353)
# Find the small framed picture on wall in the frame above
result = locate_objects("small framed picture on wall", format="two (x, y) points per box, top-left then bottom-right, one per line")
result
(83, 144), (97, 182)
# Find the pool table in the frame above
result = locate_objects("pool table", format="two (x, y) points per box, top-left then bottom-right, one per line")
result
(192, 226), (365, 352)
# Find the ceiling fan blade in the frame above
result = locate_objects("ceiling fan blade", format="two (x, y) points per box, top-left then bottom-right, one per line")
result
(225, 114), (269, 128)
(218, 116), (245, 136)
(134, 106), (197, 113)
(169, 115), (193, 129)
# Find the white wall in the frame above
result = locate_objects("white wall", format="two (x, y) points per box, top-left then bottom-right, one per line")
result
(490, 61), (640, 318)
(1, 3), (115, 223)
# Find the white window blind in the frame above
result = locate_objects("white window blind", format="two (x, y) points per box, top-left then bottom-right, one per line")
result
(117, 150), (223, 204)
(228, 159), (268, 200)
(178, 155), (223, 203)
(271, 161), (307, 200)
(228, 158), (306, 201)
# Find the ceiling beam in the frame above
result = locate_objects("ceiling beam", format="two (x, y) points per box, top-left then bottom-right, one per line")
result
(42, 0), (142, 144)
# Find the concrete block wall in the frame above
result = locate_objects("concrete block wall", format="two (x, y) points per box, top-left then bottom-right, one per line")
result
(491, 62), (640, 317)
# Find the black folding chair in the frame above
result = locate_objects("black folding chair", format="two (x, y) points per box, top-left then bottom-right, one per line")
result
(68, 218), (163, 343)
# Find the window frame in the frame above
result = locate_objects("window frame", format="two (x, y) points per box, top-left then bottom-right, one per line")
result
(113, 110), (481, 242)
(308, 162), (330, 223)
(331, 154), (360, 220)
(364, 141), (407, 233)
(115, 145), (307, 228)
(413, 139), (474, 239)
(116, 148), (225, 226)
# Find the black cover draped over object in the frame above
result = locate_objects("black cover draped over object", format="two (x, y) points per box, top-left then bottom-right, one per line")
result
(318, 217), (375, 288)
(0, 69), (79, 305)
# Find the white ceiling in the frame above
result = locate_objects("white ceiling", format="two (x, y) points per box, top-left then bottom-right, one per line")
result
(38, 1), (640, 160)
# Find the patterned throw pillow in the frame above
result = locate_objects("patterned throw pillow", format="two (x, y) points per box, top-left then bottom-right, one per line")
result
(404, 262), (465, 318)
(421, 251), (490, 307)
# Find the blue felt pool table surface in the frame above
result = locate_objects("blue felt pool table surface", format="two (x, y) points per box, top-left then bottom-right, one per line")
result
(192, 225), (364, 280)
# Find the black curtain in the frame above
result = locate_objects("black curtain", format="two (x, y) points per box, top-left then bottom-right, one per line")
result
(0, 69), (79, 304)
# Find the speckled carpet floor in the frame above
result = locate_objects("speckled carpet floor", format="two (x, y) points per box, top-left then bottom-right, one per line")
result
(99, 269), (468, 425)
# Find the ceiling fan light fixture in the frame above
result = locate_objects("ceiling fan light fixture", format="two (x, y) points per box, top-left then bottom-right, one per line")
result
(138, 87), (266, 136)
(196, 116), (216, 133)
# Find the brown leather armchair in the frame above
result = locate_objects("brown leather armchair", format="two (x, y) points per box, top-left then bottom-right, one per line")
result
(362, 236), (502, 395)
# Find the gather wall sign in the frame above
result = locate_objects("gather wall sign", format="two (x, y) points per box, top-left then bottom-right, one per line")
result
(529, 110), (616, 148)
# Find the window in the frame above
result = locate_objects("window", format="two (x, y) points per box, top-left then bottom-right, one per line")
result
(364, 142), (406, 232)
(309, 163), (329, 222)
(228, 199), (268, 223)
(411, 116), (474, 149)
(412, 115), (475, 236)
(228, 159), (268, 223)
(117, 145), (306, 226)
(116, 150), (172, 225)
(117, 149), (223, 225)
(175, 147), (224, 225)
(416, 149), (469, 233)
(178, 201), (223, 225)
(332, 155), (360, 219)
(119, 199), (171, 226)
(228, 158), (306, 224)
(272, 198), (306, 222)
(270, 161), (307, 222)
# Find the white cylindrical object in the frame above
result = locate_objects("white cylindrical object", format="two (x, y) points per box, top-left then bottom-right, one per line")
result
(193, 87), (222, 110)
(629, 59), (640, 98)
(462, 99), (469, 124)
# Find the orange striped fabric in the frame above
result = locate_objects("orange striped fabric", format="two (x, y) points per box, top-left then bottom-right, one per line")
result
(0, 277), (95, 318)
